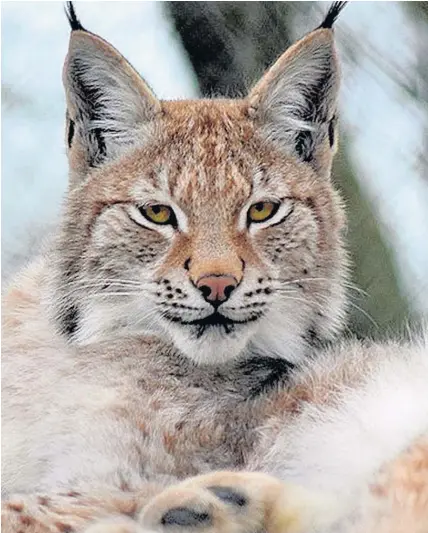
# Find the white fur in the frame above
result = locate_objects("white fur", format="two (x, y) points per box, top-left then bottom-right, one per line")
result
(252, 334), (428, 526)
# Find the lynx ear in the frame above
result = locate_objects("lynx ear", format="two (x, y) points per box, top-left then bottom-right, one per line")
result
(248, 29), (340, 178)
(63, 7), (161, 183)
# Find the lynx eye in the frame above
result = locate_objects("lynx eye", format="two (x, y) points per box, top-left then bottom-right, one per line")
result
(248, 201), (279, 224)
(139, 204), (176, 226)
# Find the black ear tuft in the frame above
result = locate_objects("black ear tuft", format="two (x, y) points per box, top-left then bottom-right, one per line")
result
(318, 1), (348, 30)
(64, 2), (86, 32)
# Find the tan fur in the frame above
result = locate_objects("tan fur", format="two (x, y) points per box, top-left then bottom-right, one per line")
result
(3, 5), (428, 533)
(360, 436), (428, 533)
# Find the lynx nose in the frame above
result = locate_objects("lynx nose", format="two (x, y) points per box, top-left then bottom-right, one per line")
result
(196, 275), (238, 305)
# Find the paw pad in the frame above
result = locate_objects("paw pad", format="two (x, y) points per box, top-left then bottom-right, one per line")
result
(160, 507), (212, 527)
(207, 487), (247, 508)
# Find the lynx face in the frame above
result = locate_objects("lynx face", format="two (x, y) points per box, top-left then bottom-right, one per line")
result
(52, 14), (347, 365)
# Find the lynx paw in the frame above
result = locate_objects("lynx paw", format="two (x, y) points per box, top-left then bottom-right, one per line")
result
(139, 471), (333, 533)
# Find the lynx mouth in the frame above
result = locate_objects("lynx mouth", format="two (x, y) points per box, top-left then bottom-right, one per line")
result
(165, 311), (262, 338)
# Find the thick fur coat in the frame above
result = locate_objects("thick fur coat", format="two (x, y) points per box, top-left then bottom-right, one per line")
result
(2, 3), (428, 532)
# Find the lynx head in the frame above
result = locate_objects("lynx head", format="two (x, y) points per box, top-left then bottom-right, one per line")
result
(53, 2), (348, 365)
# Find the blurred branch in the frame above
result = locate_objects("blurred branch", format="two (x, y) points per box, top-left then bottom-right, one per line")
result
(401, 2), (428, 180)
(167, 2), (294, 96)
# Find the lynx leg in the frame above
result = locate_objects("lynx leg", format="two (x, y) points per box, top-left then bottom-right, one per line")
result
(2, 485), (161, 533)
(139, 471), (342, 533)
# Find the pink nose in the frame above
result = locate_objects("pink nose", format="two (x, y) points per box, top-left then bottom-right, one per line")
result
(196, 275), (238, 304)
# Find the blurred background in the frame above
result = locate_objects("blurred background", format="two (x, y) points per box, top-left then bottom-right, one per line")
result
(2, 2), (428, 338)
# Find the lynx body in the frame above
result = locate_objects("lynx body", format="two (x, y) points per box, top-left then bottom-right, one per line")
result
(2, 3), (428, 532)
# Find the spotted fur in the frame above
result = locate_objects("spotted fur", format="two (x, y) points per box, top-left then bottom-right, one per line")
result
(3, 3), (428, 533)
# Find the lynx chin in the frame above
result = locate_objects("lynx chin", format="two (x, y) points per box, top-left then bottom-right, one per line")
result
(2, 3), (428, 533)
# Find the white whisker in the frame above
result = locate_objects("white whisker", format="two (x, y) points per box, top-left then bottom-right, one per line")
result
(347, 300), (379, 329)
(92, 292), (144, 297)
(276, 276), (368, 296)
(63, 278), (143, 287)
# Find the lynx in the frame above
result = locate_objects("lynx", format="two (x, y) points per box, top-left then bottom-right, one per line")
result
(2, 2), (428, 533)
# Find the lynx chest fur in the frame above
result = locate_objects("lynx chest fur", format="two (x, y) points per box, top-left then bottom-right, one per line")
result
(3, 262), (292, 493)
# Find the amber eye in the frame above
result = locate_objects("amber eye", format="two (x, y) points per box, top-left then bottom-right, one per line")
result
(139, 204), (176, 226)
(247, 201), (279, 224)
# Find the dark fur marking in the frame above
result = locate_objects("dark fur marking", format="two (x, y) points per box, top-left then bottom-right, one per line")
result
(318, 2), (348, 30)
(269, 205), (295, 228)
(328, 116), (336, 147)
(295, 130), (314, 162)
(304, 326), (319, 346)
(304, 197), (316, 211)
(61, 304), (80, 338)
(67, 119), (75, 148)
(64, 2), (86, 32)
(239, 356), (295, 397)
(302, 323), (328, 350)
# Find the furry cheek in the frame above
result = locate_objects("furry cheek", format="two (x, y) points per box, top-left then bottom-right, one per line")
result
(254, 212), (319, 274)
(86, 206), (172, 275)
